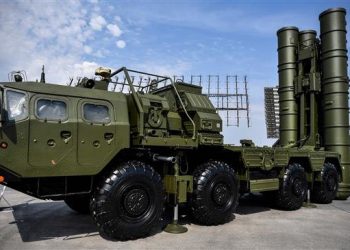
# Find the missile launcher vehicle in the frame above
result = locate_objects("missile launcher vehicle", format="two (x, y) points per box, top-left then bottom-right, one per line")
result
(0, 7), (349, 240)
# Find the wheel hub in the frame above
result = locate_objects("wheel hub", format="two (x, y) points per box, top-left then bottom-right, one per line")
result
(326, 176), (336, 191)
(123, 188), (149, 217)
(292, 178), (304, 197)
(212, 183), (230, 206)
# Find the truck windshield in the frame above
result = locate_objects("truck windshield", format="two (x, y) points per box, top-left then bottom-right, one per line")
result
(6, 90), (28, 121)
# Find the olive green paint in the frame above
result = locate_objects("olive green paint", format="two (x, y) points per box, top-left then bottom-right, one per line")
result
(249, 178), (279, 192)
(296, 30), (321, 147)
(0, 83), (130, 177)
(277, 27), (299, 146)
(0, 8), (349, 205)
(319, 8), (350, 199)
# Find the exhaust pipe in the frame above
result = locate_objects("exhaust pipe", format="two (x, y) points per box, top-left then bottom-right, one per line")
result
(153, 154), (177, 163)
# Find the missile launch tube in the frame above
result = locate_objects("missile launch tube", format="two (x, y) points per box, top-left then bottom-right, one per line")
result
(299, 30), (317, 48)
(298, 30), (318, 143)
(277, 27), (299, 146)
(319, 8), (350, 199)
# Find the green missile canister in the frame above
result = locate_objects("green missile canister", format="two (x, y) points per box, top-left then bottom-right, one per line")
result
(319, 8), (350, 199)
(299, 30), (317, 47)
(277, 27), (299, 146)
(297, 30), (320, 145)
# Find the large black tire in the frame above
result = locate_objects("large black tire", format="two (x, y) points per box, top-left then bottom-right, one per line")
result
(90, 161), (164, 240)
(191, 160), (239, 225)
(311, 162), (339, 204)
(276, 163), (307, 210)
(64, 195), (90, 214)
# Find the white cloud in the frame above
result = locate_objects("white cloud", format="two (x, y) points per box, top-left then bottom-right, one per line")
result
(107, 24), (122, 37)
(93, 49), (109, 58)
(0, 1), (106, 84)
(89, 0), (99, 3)
(73, 61), (100, 78)
(116, 40), (126, 49)
(84, 45), (92, 54)
(89, 15), (106, 31)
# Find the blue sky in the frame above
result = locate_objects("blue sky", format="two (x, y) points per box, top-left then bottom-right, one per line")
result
(0, 0), (349, 145)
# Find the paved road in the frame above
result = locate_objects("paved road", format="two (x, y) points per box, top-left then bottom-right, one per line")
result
(1, 186), (349, 250)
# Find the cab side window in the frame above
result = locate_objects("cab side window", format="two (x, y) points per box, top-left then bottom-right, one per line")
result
(83, 103), (110, 124)
(6, 90), (28, 121)
(37, 99), (67, 121)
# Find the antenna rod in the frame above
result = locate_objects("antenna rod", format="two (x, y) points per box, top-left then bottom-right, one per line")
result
(40, 65), (46, 83)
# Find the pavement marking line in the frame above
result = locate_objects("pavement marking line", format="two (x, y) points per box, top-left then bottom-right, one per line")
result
(0, 209), (13, 213)
(0, 186), (14, 211)
(63, 233), (100, 240)
(330, 204), (350, 214)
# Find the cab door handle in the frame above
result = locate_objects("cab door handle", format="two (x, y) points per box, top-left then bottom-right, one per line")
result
(61, 131), (72, 143)
(61, 131), (72, 139)
(104, 133), (114, 140)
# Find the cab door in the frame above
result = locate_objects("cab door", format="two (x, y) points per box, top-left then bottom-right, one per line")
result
(77, 99), (116, 167)
(1, 89), (30, 175)
(28, 95), (76, 170)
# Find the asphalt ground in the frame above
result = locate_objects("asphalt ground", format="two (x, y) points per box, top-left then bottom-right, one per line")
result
(0, 185), (349, 250)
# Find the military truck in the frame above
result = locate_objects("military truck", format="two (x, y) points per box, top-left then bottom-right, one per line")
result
(0, 8), (349, 240)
